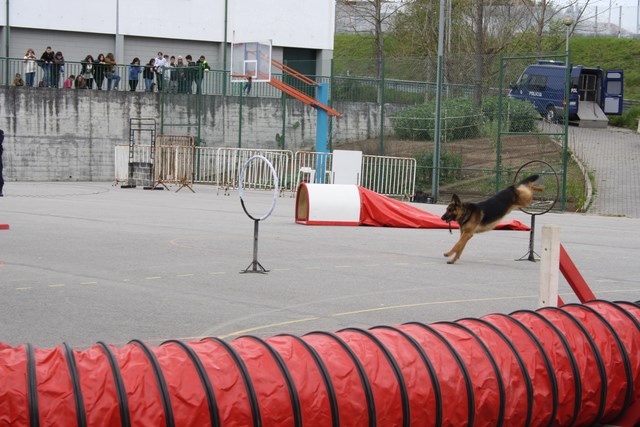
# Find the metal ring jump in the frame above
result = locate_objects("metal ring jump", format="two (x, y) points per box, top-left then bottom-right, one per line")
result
(238, 155), (279, 222)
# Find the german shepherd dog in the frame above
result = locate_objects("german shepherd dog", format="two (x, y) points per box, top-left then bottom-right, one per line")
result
(441, 175), (544, 264)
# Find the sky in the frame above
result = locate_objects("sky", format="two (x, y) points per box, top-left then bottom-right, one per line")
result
(581, 0), (640, 33)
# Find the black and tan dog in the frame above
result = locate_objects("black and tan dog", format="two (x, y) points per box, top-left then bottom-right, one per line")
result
(441, 175), (544, 264)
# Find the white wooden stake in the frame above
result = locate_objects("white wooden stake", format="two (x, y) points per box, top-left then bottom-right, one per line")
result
(539, 224), (561, 307)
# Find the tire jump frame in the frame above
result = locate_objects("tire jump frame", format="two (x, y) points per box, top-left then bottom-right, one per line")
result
(1, 300), (639, 426)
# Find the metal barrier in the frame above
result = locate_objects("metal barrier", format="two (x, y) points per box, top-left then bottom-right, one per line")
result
(214, 148), (294, 195)
(294, 151), (415, 199)
(114, 146), (415, 198)
(154, 145), (195, 192)
(362, 154), (416, 198)
(293, 151), (334, 189)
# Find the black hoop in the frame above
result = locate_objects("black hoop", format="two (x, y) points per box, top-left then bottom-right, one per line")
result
(514, 160), (559, 216)
(238, 155), (279, 221)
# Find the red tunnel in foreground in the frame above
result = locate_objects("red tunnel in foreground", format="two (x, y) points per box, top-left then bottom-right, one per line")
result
(1, 300), (639, 426)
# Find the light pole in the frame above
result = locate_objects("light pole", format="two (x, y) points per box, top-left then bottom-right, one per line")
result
(561, 15), (573, 211)
(563, 16), (573, 53)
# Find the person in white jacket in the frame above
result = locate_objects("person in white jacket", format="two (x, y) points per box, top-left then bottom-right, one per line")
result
(23, 48), (37, 87)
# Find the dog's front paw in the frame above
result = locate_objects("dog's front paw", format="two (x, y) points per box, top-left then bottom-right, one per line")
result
(443, 251), (451, 257)
(447, 259), (456, 264)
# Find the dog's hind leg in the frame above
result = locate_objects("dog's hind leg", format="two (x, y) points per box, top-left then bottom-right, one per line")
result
(445, 232), (474, 264)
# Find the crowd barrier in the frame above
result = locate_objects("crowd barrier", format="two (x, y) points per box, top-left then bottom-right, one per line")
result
(114, 146), (416, 198)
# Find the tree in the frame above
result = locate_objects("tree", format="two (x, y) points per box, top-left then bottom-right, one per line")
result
(336, 0), (408, 102)
(520, 0), (594, 54)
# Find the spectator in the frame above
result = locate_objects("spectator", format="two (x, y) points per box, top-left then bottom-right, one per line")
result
(75, 75), (87, 89)
(128, 57), (142, 91)
(185, 54), (197, 94)
(166, 55), (177, 93)
(154, 51), (167, 92)
(52, 51), (65, 88)
(63, 74), (75, 89)
(81, 55), (95, 89)
(40, 46), (55, 87)
(12, 73), (25, 87)
(176, 55), (188, 93)
(195, 55), (210, 94)
(94, 53), (107, 90)
(143, 58), (155, 92)
(104, 53), (120, 90)
(23, 48), (37, 87)
(243, 75), (253, 95)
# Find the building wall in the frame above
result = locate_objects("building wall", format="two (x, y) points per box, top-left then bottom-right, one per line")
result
(2, 0), (336, 64)
(0, 87), (395, 182)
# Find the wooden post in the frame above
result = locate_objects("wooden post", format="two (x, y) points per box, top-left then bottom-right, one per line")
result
(539, 224), (561, 307)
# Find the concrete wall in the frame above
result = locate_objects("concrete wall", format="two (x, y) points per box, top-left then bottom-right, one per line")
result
(0, 87), (397, 182)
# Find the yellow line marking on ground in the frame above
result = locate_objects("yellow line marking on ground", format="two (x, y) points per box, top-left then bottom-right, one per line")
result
(80, 281), (97, 285)
(330, 295), (538, 317)
(48, 284), (65, 288)
(145, 276), (162, 280)
(595, 288), (640, 294)
(217, 317), (321, 339)
(15, 287), (32, 291)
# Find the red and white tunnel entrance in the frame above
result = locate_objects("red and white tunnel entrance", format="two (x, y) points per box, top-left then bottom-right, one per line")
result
(0, 299), (639, 426)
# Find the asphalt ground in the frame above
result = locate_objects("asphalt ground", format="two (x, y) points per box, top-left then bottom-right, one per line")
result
(1, 182), (639, 349)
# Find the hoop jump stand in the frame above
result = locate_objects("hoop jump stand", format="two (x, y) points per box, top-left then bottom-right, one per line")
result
(238, 155), (279, 274)
(515, 160), (560, 262)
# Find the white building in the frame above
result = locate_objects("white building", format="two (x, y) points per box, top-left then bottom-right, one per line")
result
(0, 0), (336, 76)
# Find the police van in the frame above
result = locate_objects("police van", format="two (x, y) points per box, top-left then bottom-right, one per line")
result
(508, 60), (623, 127)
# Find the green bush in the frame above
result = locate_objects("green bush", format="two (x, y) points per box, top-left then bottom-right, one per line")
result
(482, 96), (538, 132)
(391, 97), (482, 141)
(442, 98), (483, 140)
(608, 105), (640, 130)
(416, 150), (463, 185)
(392, 102), (436, 140)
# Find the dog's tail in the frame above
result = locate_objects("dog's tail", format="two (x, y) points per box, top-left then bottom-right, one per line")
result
(517, 174), (539, 186)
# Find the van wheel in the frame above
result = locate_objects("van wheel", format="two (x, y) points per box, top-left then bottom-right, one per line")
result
(545, 106), (557, 123)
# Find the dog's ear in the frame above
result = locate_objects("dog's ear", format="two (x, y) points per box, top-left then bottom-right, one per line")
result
(451, 194), (461, 205)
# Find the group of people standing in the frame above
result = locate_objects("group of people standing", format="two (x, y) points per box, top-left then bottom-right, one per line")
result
(21, 48), (120, 90)
(22, 47), (66, 88)
(140, 51), (211, 93)
(20, 48), (211, 94)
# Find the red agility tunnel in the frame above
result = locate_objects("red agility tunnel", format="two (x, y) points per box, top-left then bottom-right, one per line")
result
(1, 300), (639, 426)
(295, 183), (530, 230)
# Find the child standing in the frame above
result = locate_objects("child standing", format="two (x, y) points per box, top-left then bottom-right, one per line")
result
(128, 57), (142, 91)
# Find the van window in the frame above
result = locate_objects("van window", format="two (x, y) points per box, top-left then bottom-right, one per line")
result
(607, 81), (622, 95)
(515, 73), (529, 89)
(528, 75), (547, 92)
